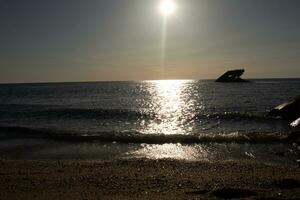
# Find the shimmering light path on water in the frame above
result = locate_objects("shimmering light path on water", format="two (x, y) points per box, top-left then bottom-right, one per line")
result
(140, 80), (197, 135)
(0, 79), (299, 163)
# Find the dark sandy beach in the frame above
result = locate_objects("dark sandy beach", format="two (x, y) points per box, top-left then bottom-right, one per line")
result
(0, 159), (299, 200)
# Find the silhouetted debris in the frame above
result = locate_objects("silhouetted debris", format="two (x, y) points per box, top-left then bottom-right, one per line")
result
(216, 69), (249, 82)
(185, 190), (209, 195)
(273, 179), (300, 189)
(287, 131), (300, 142)
(211, 188), (257, 199)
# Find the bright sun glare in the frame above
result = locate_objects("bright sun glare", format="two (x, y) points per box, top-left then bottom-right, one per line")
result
(159, 0), (176, 17)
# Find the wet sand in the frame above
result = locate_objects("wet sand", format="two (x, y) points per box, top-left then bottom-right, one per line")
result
(0, 159), (299, 200)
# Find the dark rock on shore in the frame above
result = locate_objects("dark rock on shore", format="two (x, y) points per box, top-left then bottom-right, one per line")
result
(269, 96), (300, 125)
(291, 117), (300, 127)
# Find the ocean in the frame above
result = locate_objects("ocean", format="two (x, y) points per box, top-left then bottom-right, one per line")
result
(0, 79), (299, 164)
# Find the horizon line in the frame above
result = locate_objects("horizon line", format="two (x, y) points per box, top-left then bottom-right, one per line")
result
(0, 77), (300, 85)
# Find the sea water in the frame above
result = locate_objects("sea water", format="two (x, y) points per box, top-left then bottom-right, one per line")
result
(0, 79), (299, 164)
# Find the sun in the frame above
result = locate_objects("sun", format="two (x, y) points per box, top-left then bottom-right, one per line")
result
(159, 0), (176, 17)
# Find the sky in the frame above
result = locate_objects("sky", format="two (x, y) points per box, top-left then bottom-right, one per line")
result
(0, 0), (300, 83)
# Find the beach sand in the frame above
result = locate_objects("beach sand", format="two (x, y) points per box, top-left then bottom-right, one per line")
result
(0, 159), (299, 199)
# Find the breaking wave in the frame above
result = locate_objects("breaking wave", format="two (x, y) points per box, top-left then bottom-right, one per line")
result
(0, 104), (280, 123)
(0, 126), (298, 144)
(0, 107), (156, 120)
(193, 112), (279, 122)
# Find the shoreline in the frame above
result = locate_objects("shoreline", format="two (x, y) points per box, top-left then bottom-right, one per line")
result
(0, 159), (299, 199)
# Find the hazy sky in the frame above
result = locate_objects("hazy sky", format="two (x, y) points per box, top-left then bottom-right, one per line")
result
(0, 0), (300, 83)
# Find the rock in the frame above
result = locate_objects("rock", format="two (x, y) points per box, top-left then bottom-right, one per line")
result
(269, 96), (300, 122)
(215, 69), (249, 83)
(291, 117), (300, 127)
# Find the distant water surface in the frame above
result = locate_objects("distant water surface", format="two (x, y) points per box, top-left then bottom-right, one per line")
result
(0, 79), (299, 164)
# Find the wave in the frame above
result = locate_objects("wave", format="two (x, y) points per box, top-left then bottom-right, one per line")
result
(0, 107), (156, 120)
(193, 112), (281, 123)
(0, 126), (298, 144)
(0, 104), (281, 124)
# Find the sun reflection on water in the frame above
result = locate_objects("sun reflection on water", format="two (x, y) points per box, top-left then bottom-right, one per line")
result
(140, 80), (196, 135)
(128, 80), (206, 160)
(128, 143), (209, 161)
(129, 144), (209, 161)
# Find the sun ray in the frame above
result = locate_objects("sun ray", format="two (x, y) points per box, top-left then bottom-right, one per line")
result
(159, 0), (176, 74)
